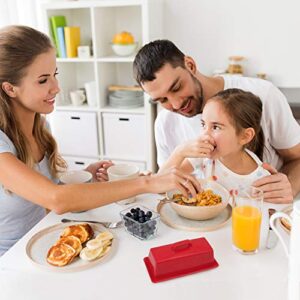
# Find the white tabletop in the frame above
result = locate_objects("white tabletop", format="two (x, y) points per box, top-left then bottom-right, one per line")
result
(0, 194), (291, 300)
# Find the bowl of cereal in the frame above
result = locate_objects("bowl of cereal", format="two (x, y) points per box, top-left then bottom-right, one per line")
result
(166, 180), (230, 221)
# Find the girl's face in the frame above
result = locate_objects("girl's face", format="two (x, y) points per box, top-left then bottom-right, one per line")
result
(201, 100), (245, 160)
(12, 48), (59, 115)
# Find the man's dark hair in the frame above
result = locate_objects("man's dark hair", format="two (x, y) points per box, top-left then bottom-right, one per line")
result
(133, 39), (185, 85)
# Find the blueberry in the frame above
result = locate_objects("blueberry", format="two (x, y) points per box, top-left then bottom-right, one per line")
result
(138, 210), (145, 217)
(130, 208), (136, 214)
(136, 207), (140, 211)
(146, 211), (153, 218)
(138, 217), (146, 223)
(125, 212), (132, 218)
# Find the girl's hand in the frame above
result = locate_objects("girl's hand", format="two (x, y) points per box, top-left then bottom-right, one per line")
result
(176, 134), (216, 159)
(147, 167), (201, 198)
(85, 160), (114, 182)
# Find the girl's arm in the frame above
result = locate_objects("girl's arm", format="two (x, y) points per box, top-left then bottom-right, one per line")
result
(0, 153), (201, 214)
(159, 135), (216, 174)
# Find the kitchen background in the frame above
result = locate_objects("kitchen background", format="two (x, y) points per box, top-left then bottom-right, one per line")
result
(0, 0), (299, 171)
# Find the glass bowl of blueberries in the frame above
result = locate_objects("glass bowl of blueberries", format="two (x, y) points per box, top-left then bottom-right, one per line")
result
(120, 205), (160, 240)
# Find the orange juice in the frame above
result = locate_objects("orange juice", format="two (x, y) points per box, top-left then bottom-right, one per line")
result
(232, 205), (262, 252)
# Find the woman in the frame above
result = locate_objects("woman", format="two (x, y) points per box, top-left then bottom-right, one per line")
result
(0, 25), (199, 255)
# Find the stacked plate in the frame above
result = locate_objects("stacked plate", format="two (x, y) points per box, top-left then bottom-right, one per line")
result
(108, 90), (144, 108)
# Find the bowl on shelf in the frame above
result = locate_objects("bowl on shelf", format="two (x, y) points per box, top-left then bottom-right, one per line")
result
(166, 180), (230, 221)
(111, 43), (137, 56)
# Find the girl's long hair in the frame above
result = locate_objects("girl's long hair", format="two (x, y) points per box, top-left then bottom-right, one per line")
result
(0, 25), (66, 177)
(209, 88), (265, 160)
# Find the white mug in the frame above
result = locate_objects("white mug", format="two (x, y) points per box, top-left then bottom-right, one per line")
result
(59, 170), (93, 213)
(107, 164), (139, 205)
(270, 201), (300, 300)
(84, 81), (97, 107)
(70, 90), (86, 106)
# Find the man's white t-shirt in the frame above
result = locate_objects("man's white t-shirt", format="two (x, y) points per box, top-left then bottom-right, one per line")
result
(155, 76), (300, 169)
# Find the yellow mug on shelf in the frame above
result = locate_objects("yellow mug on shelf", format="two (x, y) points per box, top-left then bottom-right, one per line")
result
(232, 187), (263, 254)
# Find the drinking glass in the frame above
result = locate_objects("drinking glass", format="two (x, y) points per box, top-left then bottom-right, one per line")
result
(232, 186), (263, 254)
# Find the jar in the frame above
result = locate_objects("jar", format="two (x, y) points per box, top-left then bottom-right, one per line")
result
(227, 56), (245, 75)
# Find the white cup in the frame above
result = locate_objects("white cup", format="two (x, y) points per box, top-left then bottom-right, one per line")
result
(59, 170), (93, 213)
(70, 90), (86, 106)
(107, 164), (139, 205)
(59, 170), (92, 184)
(270, 201), (300, 300)
(77, 45), (91, 58)
(84, 81), (97, 107)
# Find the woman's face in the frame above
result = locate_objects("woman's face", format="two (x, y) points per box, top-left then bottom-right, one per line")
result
(12, 48), (60, 115)
(201, 100), (245, 160)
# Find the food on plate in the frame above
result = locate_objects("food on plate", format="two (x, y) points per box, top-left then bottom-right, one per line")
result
(60, 223), (93, 243)
(173, 189), (222, 206)
(55, 235), (82, 256)
(47, 243), (77, 267)
(46, 223), (113, 267)
(80, 230), (113, 262)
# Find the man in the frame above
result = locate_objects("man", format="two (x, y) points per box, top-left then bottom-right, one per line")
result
(133, 40), (300, 203)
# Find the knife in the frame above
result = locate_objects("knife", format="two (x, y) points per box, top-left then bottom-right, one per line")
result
(266, 208), (278, 249)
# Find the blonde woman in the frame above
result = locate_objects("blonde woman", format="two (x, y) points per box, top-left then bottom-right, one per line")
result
(0, 26), (200, 256)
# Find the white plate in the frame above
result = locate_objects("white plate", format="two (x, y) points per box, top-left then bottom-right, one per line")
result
(26, 222), (115, 272)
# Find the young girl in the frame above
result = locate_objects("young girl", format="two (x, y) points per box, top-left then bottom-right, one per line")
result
(0, 25), (200, 256)
(159, 88), (270, 196)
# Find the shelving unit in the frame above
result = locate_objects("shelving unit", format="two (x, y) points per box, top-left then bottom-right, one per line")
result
(41, 0), (162, 172)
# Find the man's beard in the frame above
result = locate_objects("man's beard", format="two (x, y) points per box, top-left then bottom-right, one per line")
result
(174, 76), (204, 118)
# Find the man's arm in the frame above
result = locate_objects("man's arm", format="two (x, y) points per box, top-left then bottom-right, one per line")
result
(279, 143), (300, 198)
(254, 143), (300, 203)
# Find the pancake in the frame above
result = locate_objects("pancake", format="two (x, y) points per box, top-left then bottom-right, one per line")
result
(47, 243), (77, 267)
(56, 235), (82, 255)
(61, 224), (94, 243)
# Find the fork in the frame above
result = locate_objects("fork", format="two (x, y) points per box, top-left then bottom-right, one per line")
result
(61, 218), (123, 229)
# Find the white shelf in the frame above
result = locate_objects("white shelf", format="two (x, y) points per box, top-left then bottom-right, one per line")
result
(57, 57), (95, 63)
(42, 0), (162, 172)
(101, 106), (145, 114)
(55, 104), (99, 112)
(97, 56), (135, 63)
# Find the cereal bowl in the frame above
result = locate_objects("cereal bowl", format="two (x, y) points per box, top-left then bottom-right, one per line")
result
(166, 180), (230, 221)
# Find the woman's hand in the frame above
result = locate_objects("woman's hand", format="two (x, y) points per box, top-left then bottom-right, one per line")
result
(175, 134), (216, 159)
(85, 160), (114, 182)
(146, 167), (201, 198)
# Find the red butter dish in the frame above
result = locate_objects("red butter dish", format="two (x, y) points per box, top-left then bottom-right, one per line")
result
(144, 237), (218, 283)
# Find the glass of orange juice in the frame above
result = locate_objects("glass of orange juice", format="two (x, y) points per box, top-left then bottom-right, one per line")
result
(232, 187), (263, 254)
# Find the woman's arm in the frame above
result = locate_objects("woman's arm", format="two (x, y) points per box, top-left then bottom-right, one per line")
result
(0, 153), (201, 214)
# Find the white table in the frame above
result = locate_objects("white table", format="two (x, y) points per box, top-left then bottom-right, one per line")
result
(0, 194), (291, 300)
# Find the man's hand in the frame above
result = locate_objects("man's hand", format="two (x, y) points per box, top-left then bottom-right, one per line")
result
(253, 163), (293, 204)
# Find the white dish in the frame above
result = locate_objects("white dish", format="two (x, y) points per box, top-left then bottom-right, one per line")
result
(111, 43), (137, 56)
(166, 180), (230, 221)
(26, 222), (115, 272)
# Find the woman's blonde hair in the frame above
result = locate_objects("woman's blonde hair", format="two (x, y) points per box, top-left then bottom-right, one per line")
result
(0, 25), (66, 177)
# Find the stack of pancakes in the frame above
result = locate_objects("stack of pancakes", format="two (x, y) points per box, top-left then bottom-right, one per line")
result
(47, 224), (94, 267)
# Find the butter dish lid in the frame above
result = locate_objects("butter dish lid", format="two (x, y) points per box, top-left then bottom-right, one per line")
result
(144, 237), (218, 283)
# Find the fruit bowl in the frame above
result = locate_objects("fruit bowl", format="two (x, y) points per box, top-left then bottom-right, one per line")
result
(111, 43), (137, 56)
(120, 205), (160, 240)
(166, 180), (230, 221)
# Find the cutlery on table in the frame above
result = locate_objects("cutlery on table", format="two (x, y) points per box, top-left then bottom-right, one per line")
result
(61, 218), (123, 229)
(266, 208), (278, 249)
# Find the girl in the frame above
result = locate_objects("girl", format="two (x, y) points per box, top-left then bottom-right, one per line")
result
(0, 25), (200, 256)
(159, 88), (270, 196)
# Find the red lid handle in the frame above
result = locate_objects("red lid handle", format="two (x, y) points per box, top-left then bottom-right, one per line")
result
(171, 240), (192, 252)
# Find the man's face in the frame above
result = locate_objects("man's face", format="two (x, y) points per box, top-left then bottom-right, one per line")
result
(141, 63), (203, 117)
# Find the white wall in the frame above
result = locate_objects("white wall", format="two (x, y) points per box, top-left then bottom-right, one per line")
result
(163, 0), (300, 87)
